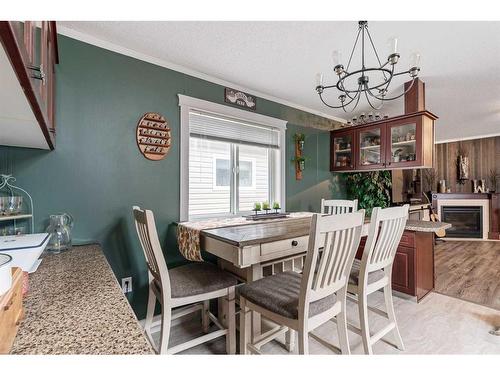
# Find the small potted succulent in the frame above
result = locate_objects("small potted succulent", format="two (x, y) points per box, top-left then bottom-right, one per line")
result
(272, 201), (281, 214)
(262, 201), (270, 214)
(294, 133), (305, 151)
(253, 202), (261, 216)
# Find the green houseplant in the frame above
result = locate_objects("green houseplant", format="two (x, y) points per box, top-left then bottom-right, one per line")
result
(346, 171), (392, 215)
(293, 133), (306, 151)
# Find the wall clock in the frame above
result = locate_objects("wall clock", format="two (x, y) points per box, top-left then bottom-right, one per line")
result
(136, 112), (171, 161)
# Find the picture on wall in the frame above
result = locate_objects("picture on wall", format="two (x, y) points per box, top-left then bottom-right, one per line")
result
(224, 87), (256, 110)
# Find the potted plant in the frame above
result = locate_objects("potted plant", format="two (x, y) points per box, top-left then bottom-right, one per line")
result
(292, 156), (306, 171)
(489, 169), (499, 193)
(262, 201), (270, 213)
(293, 133), (305, 151)
(272, 201), (280, 213)
(253, 202), (261, 215)
(346, 171), (391, 216)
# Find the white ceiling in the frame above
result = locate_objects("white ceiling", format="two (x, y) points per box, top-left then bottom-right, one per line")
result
(58, 21), (500, 142)
(0, 45), (48, 149)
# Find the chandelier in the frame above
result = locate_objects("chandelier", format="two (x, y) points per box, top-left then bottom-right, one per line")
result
(315, 21), (421, 112)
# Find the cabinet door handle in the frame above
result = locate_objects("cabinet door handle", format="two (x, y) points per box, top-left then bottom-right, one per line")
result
(291, 240), (298, 247)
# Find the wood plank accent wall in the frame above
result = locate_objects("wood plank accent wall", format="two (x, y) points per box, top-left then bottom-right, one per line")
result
(434, 136), (500, 193)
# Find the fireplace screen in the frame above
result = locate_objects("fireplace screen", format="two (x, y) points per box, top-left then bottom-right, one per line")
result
(441, 206), (482, 238)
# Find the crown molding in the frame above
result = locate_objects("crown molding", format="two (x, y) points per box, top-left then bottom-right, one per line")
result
(56, 25), (346, 125)
(435, 131), (500, 144)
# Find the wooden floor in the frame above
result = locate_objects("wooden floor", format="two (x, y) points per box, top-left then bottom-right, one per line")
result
(435, 240), (500, 310)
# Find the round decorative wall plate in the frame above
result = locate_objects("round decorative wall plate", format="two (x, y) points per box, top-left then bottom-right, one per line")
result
(136, 112), (171, 161)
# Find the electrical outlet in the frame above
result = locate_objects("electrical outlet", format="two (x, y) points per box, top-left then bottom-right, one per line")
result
(122, 277), (132, 294)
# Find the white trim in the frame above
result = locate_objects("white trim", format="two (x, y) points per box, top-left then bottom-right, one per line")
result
(436, 199), (489, 240)
(435, 131), (500, 144)
(57, 25), (346, 124)
(179, 94), (286, 221)
(178, 94), (288, 130)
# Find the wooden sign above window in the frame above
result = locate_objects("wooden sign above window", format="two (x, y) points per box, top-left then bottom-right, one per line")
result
(136, 112), (171, 161)
(224, 87), (256, 111)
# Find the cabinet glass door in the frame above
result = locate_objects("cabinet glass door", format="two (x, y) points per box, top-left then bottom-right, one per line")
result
(332, 133), (353, 170)
(389, 123), (418, 165)
(358, 127), (385, 168)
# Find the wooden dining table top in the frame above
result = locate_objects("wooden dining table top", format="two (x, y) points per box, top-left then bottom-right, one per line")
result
(201, 216), (451, 248)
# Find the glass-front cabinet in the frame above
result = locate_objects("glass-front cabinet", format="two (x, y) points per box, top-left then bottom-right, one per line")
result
(386, 119), (422, 168)
(357, 125), (386, 170)
(330, 131), (354, 171)
(329, 111), (436, 172)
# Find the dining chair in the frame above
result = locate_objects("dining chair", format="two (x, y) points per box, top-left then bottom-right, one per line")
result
(345, 204), (409, 354)
(239, 211), (365, 355)
(321, 199), (358, 214)
(132, 206), (237, 354)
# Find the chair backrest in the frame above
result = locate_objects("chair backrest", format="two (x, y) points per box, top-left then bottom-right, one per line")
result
(361, 205), (409, 274)
(321, 199), (358, 215)
(133, 206), (171, 296)
(299, 211), (365, 318)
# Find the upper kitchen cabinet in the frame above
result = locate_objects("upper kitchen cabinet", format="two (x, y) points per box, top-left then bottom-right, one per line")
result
(0, 21), (58, 150)
(330, 111), (437, 172)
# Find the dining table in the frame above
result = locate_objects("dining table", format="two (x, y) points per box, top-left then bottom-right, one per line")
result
(177, 212), (451, 346)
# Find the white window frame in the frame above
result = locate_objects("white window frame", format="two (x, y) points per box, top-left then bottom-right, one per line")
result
(179, 94), (287, 221)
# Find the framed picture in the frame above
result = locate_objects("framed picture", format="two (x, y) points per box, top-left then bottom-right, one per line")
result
(224, 87), (256, 111)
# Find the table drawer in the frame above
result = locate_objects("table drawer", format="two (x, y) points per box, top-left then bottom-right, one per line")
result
(399, 231), (415, 248)
(260, 236), (309, 260)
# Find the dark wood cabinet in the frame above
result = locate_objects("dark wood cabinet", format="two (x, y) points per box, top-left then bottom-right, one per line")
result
(330, 111), (437, 172)
(330, 129), (355, 171)
(356, 229), (435, 302)
(0, 21), (58, 149)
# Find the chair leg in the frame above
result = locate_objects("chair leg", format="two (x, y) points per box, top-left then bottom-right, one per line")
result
(358, 291), (373, 355)
(383, 283), (405, 351)
(298, 326), (309, 355)
(239, 297), (251, 355)
(202, 300), (210, 333)
(285, 329), (295, 352)
(144, 285), (156, 345)
(159, 304), (172, 355)
(336, 287), (351, 355)
(226, 287), (236, 354)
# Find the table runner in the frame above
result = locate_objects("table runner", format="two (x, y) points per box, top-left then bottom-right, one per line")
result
(177, 212), (315, 261)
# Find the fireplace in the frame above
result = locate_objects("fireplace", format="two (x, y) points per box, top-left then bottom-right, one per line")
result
(441, 206), (483, 238)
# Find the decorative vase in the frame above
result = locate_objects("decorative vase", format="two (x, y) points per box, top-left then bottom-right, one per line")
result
(438, 180), (446, 193)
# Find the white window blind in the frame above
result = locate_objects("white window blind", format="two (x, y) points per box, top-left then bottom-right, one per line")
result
(189, 110), (280, 149)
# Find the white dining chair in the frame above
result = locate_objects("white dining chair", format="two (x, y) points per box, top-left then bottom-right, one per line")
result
(345, 204), (409, 354)
(239, 211), (365, 355)
(132, 206), (237, 354)
(321, 199), (358, 214)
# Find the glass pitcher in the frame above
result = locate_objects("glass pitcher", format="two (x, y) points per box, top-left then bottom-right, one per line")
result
(46, 213), (73, 253)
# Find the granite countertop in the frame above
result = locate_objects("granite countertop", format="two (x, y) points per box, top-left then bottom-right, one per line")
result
(405, 220), (452, 232)
(203, 218), (452, 247)
(11, 245), (153, 354)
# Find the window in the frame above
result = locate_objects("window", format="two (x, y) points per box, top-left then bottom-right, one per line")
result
(180, 95), (286, 220)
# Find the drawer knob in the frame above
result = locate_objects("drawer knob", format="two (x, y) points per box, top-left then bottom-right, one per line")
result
(291, 240), (298, 247)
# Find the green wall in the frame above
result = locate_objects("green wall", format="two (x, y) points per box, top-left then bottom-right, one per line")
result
(0, 35), (345, 318)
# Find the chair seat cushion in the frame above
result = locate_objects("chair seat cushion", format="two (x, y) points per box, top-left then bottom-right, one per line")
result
(348, 259), (385, 286)
(162, 262), (238, 298)
(239, 271), (335, 320)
